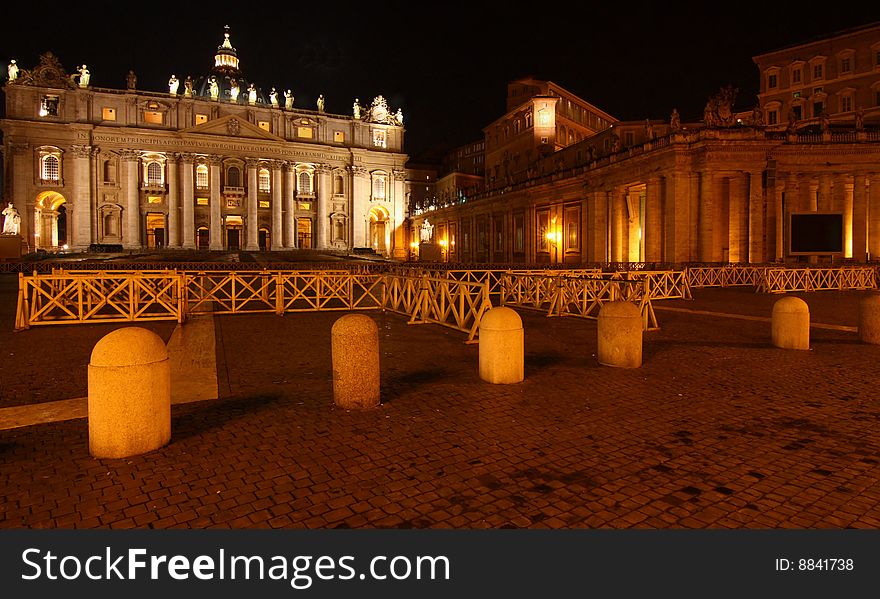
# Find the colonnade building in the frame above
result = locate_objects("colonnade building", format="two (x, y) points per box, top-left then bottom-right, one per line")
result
(1, 29), (409, 257)
(409, 24), (880, 265)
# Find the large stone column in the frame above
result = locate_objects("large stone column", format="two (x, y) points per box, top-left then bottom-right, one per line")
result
(748, 170), (764, 263)
(728, 172), (747, 263)
(8, 143), (32, 246)
(166, 154), (179, 248)
(840, 173), (853, 258)
(853, 172), (867, 262)
(392, 168), (407, 260)
(782, 173), (798, 261)
(645, 176), (662, 263)
(71, 145), (93, 250)
(689, 174), (700, 261)
(626, 190), (641, 262)
(869, 173), (880, 260)
(590, 190), (609, 262)
(699, 171), (715, 262)
(351, 165), (370, 248)
(665, 171), (690, 263)
(611, 186), (626, 262)
(121, 150), (140, 249)
(271, 161), (283, 250)
(209, 156), (223, 250)
(316, 164), (331, 250)
(818, 173), (832, 212)
(179, 154), (195, 249)
(773, 183), (784, 261)
(245, 158), (259, 251)
(283, 162), (296, 248)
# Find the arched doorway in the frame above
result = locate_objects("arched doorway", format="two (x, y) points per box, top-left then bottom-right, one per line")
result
(297, 218), (312, 249)
(34, 191), (67, 250)
(258, 227), (270, 251)
(369, 206), (390, 254)
(224, 215), (243, 250)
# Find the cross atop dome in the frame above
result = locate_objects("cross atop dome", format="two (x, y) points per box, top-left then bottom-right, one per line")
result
(213, 25), (240, 76)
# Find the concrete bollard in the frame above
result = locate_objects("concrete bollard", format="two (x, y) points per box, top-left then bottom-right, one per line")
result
(771, 296), (810, 350)
(859, 293), (880, 344)
(331, 314), (380, 409)
(479, 307), (524, 384)
(597, 301), (642, 368)
(88, 327), (171, 458)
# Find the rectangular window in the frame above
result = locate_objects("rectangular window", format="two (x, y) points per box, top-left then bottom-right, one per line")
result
(841, 58), (851, 73)
(812, 103), (822, 117)
(195, 114), (208, 125)
(876, 91), (880, 106)
(144, 111), (163, 124)
(102, 107), (116, 121)
(259, 200), (270, 208)
(813, 64), (823, 79)
(792, 91), (801, 99)
(841, 95), (853, 112)
(514, 214), (524, 253)
(373, 130), (387, 148)
(297, 126), (313, 138)
(536, 211), (549, 253)
(792, 69), (801, 83)
(333, 131), (345, 142)
(793, 105), (802, 120)
(39, 95), (59, 117)
(148, 196), (162, 204)
(196, 197), (209, 206)
(298, 202), (311, 211)
(567, 222), (578, 250)
(258, 121), (270, 132)
(768, 74), (777, 88)
(768, 110), (778, 125)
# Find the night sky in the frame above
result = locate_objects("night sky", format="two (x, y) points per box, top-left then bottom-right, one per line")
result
(3, 2), (880, 161)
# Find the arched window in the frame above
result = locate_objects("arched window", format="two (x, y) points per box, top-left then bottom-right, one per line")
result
(196, 164), (208, 188)
(147, 162), (163, 185)
(372, 173), (386, 200)
(41, 155), (60, 181)
(298, 172), (312, 194)
(334, 175), (344, 195)
(227, 166), (241, 187)
(258, 168), (271, 193)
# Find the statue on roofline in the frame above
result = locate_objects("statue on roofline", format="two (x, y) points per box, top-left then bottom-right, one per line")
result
(168, 74), (179, 96)
(7, 59), (19, 82)
(2, 202), (21, 235)
(284, 89), (294, 109)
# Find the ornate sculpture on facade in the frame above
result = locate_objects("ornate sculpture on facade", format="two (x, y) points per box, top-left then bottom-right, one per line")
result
(611, 133), (620, 153)
(168, 74), (179, 96)
(786, 106), (798, 133)
(317, 94), (325, 112)
(184, 75), (193, 97)
(353, 98), (361, 119)
(395, 108), (403, 125)
(703, 85), (738, 128)
(7, 59), (18, 82)
(820, 110), (830, 133)
(2, 203), (21, 235)
(126, 70), (137, 90)
(76, 64), (90, 87)
(227, 118), (240, 136)
(420, 218), (434, 242)
(269, 87), (278, 107)
(751, 103), (764, 127)
(209, 76), (219, 100)
(670, 108), (681, 131)
(284, 89), (293, 109)
(248, 83), (257, 105)
(856, 107), (865, 131)
(227, 78), (238, 102)
(645, 119), (654, 139)
(365, 95), (400, 124)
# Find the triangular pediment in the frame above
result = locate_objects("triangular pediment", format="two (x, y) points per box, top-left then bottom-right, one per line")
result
(180, 114), (284, 141)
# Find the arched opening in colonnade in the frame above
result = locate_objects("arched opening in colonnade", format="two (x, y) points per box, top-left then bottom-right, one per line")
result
(368, 206), (390, 254)
(34, 191), (67, 250)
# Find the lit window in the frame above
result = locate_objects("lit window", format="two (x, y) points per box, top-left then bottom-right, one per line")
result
(148, 196), (162, 204)
(768, 74), (777, 88)
(259, 200), (270, 208)
(196, 165), (208, 188)
(334, 131), (344, 142)
(196, 197), (209, 206)
(41, 155), (60, 181)
(196, 114), (208, 125)
(39, 95), (59, 117)
(147, 162), (163, 185)
(297, 126), (313, 138)
(258, 121), (270, 132)
(298, 172), (312, 194)
(102, 107), (116, 121)
(258, 168), (271, 193)
(298, 202), (311, 211)
(144, 111), (163, 124)
(372, 174), (386, 200)
(373, 129), (387, 148)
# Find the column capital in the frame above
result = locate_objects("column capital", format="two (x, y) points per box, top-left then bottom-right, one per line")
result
(283, 160), (296, 173)
(315, 162), (332, 174)
(119, 149), (140, 162)
(245, 157), (261, 169)
(392, 168), (406, 181)
(206, 154), (224, 166)
(349, 165), (368, 178)
(178, 152), (196, 163)
(9, 141), (29, 155)
(269, 159), (286, 171)
(69, 144), (94, 159)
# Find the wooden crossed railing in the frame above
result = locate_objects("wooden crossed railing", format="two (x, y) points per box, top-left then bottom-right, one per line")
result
(756, 267), (876, 294)
(15, 270), (491, 341)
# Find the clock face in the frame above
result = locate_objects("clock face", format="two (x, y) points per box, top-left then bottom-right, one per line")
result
(373, 105), (387, 121)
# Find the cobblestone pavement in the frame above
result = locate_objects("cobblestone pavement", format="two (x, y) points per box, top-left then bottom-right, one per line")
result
(1, 281), (879, 529)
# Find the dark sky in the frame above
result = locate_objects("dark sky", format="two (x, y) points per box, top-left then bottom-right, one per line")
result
(3, 2), (880, 161)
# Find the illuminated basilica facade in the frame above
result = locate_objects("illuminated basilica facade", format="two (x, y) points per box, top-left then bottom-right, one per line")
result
(1, 29), (408, 257)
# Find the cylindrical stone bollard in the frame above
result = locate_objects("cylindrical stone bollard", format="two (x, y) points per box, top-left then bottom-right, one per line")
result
(88, 327), (171, 458)
(479, 307), (524, 384)
(597, 301), (642, 368)
(331, 314), (380, 409)
(858, 293), (880, 344)
(771, 296), (810, 350)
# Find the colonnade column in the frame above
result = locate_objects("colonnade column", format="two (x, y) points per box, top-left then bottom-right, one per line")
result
(645, 176), (662, 263)
(869, 173), (880, 260)
(351, 166), (369, 248)
(818, 173), (832, 212)
(121, 149), (140, 249)
(666, 171), (690, 263)
(772, 181), (784, 261)
(392, 169), (407, 260)
(166, 153), (179, 248)
(209, 156), (223, 250)
(283, 162), (296, 248)
(271, 161), (283, 250)
(853, 172), (867, 262)
(316, 164), (331, 250)
(839, 173), (853, 258)
(699, 171), (715, 262)
(179, 154), (195, 249)
(71, 145), (93, 250)
(610, 186), (626, 263)
(588, 190), (608, 262)
(748, 170), (764, 263)
(244, 158), (259, 251)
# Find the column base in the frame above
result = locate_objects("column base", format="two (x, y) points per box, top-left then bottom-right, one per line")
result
(209, 244), (224, 251)
(244, 244), (259, 251)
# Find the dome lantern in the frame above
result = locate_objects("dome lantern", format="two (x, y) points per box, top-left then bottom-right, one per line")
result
(213, 25), (240, 76)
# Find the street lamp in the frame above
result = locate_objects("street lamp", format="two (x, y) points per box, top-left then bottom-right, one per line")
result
(545, 216), (561, 263)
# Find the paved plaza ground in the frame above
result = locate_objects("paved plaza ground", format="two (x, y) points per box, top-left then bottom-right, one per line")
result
(1, 270), (879, 529)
